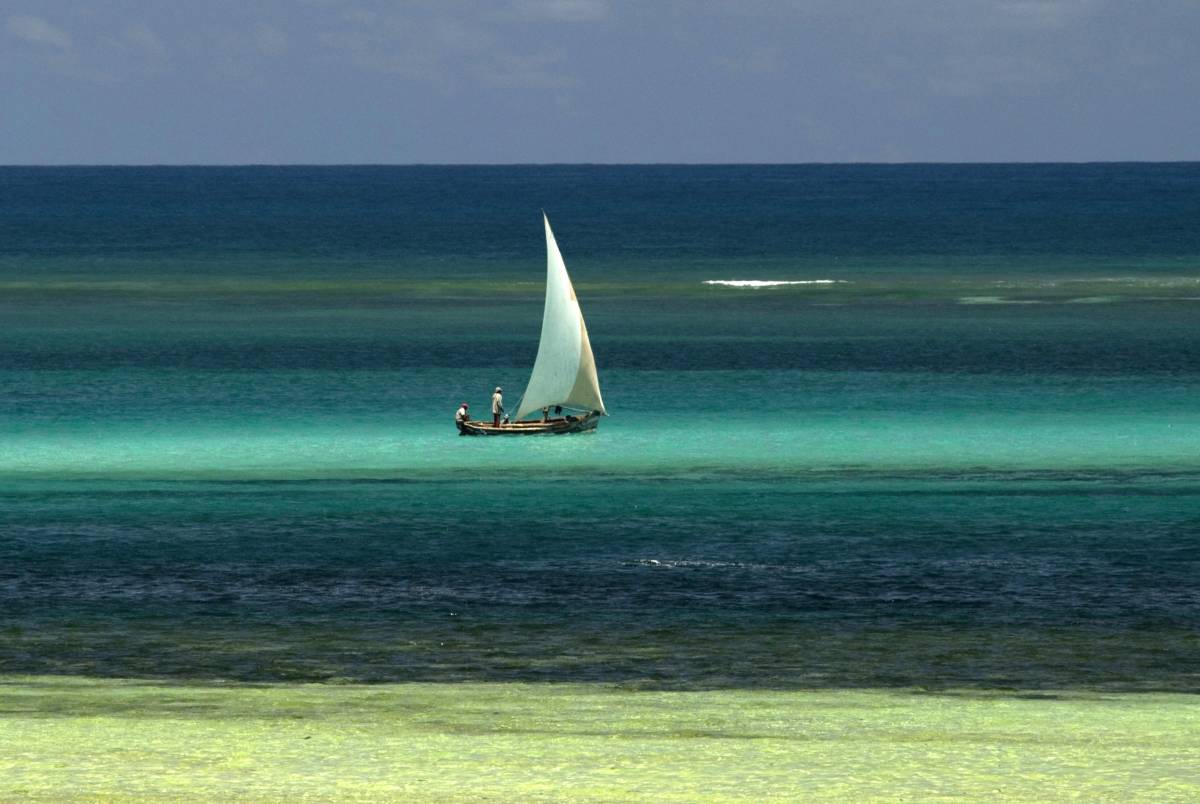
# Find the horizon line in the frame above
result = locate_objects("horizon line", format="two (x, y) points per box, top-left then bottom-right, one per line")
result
(2, 160), (1199, 169)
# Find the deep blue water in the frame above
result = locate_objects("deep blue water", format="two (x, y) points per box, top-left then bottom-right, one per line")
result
(1, 165), (1198, 690)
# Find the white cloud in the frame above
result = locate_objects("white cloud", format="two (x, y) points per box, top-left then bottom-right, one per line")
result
(255, 24), (288, 56)
(825, 1), (1107, 100)
(342, 9), (379, 26)
(996, 0), (1098, 29)
(6, 14), (72, 49)
(430, 17), (492, 51)
(318, 27), (444, 81)
(714, 45), (785, 76)
(926, 53), (1066, 97)
(511, 0), (609, 23)
(204, 22), (291, 81)
(318, 9), (583, 94)
(5, 13), (116, 82)
(124, 22), (167, 59)
(482, 50), (574, 89)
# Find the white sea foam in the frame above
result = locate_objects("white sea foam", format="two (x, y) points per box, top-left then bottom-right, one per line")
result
(703, 279), (847, 288)
(957, 296), (1045, 305)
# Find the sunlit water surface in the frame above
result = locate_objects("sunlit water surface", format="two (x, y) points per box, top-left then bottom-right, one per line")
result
(2, 165), (1198, 691)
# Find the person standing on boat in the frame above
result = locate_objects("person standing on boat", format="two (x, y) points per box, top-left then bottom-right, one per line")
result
(455, 402), (470, 425)
(492, 387), (504, 427)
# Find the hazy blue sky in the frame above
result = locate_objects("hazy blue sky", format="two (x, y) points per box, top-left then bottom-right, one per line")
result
(3, 1), (1197, 163)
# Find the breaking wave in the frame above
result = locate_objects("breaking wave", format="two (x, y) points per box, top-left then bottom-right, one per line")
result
(703, 279), (848, 288)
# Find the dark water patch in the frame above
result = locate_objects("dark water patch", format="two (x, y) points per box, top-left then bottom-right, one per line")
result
(3, 618), (1197, 693)
(4, 164), (1200, 270)
(5, 466), (1200, 497)
(2, 476), (1198, 690)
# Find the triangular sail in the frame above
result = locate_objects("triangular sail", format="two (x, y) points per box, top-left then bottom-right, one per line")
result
(515, 215), (606, 420)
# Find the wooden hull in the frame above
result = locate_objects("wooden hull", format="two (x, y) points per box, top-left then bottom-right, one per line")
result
(456, 412), (602, 436)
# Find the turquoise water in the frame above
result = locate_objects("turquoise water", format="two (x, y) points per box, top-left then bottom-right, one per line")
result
(2, 165), (1199, 690)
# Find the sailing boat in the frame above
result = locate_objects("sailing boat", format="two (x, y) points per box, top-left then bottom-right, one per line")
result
(457, 214), (607, 436)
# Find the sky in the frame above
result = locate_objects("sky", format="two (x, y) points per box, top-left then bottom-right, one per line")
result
(2, 0), (1197, 164)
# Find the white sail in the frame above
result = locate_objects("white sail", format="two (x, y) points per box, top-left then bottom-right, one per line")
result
(515, 215), (607, 420)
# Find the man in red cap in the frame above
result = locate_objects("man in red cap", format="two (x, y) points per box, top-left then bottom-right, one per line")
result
(455, 402), (470, 426)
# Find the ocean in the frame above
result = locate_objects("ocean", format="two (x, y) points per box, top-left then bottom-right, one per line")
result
(2, 164), (1198, 692)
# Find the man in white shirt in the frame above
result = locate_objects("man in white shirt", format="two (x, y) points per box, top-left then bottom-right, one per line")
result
(455, 402), (470, 426)
(491, 387), (504, 427)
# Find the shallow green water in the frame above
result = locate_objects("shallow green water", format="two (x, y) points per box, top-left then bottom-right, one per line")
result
(2, 677), (1198, 802)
